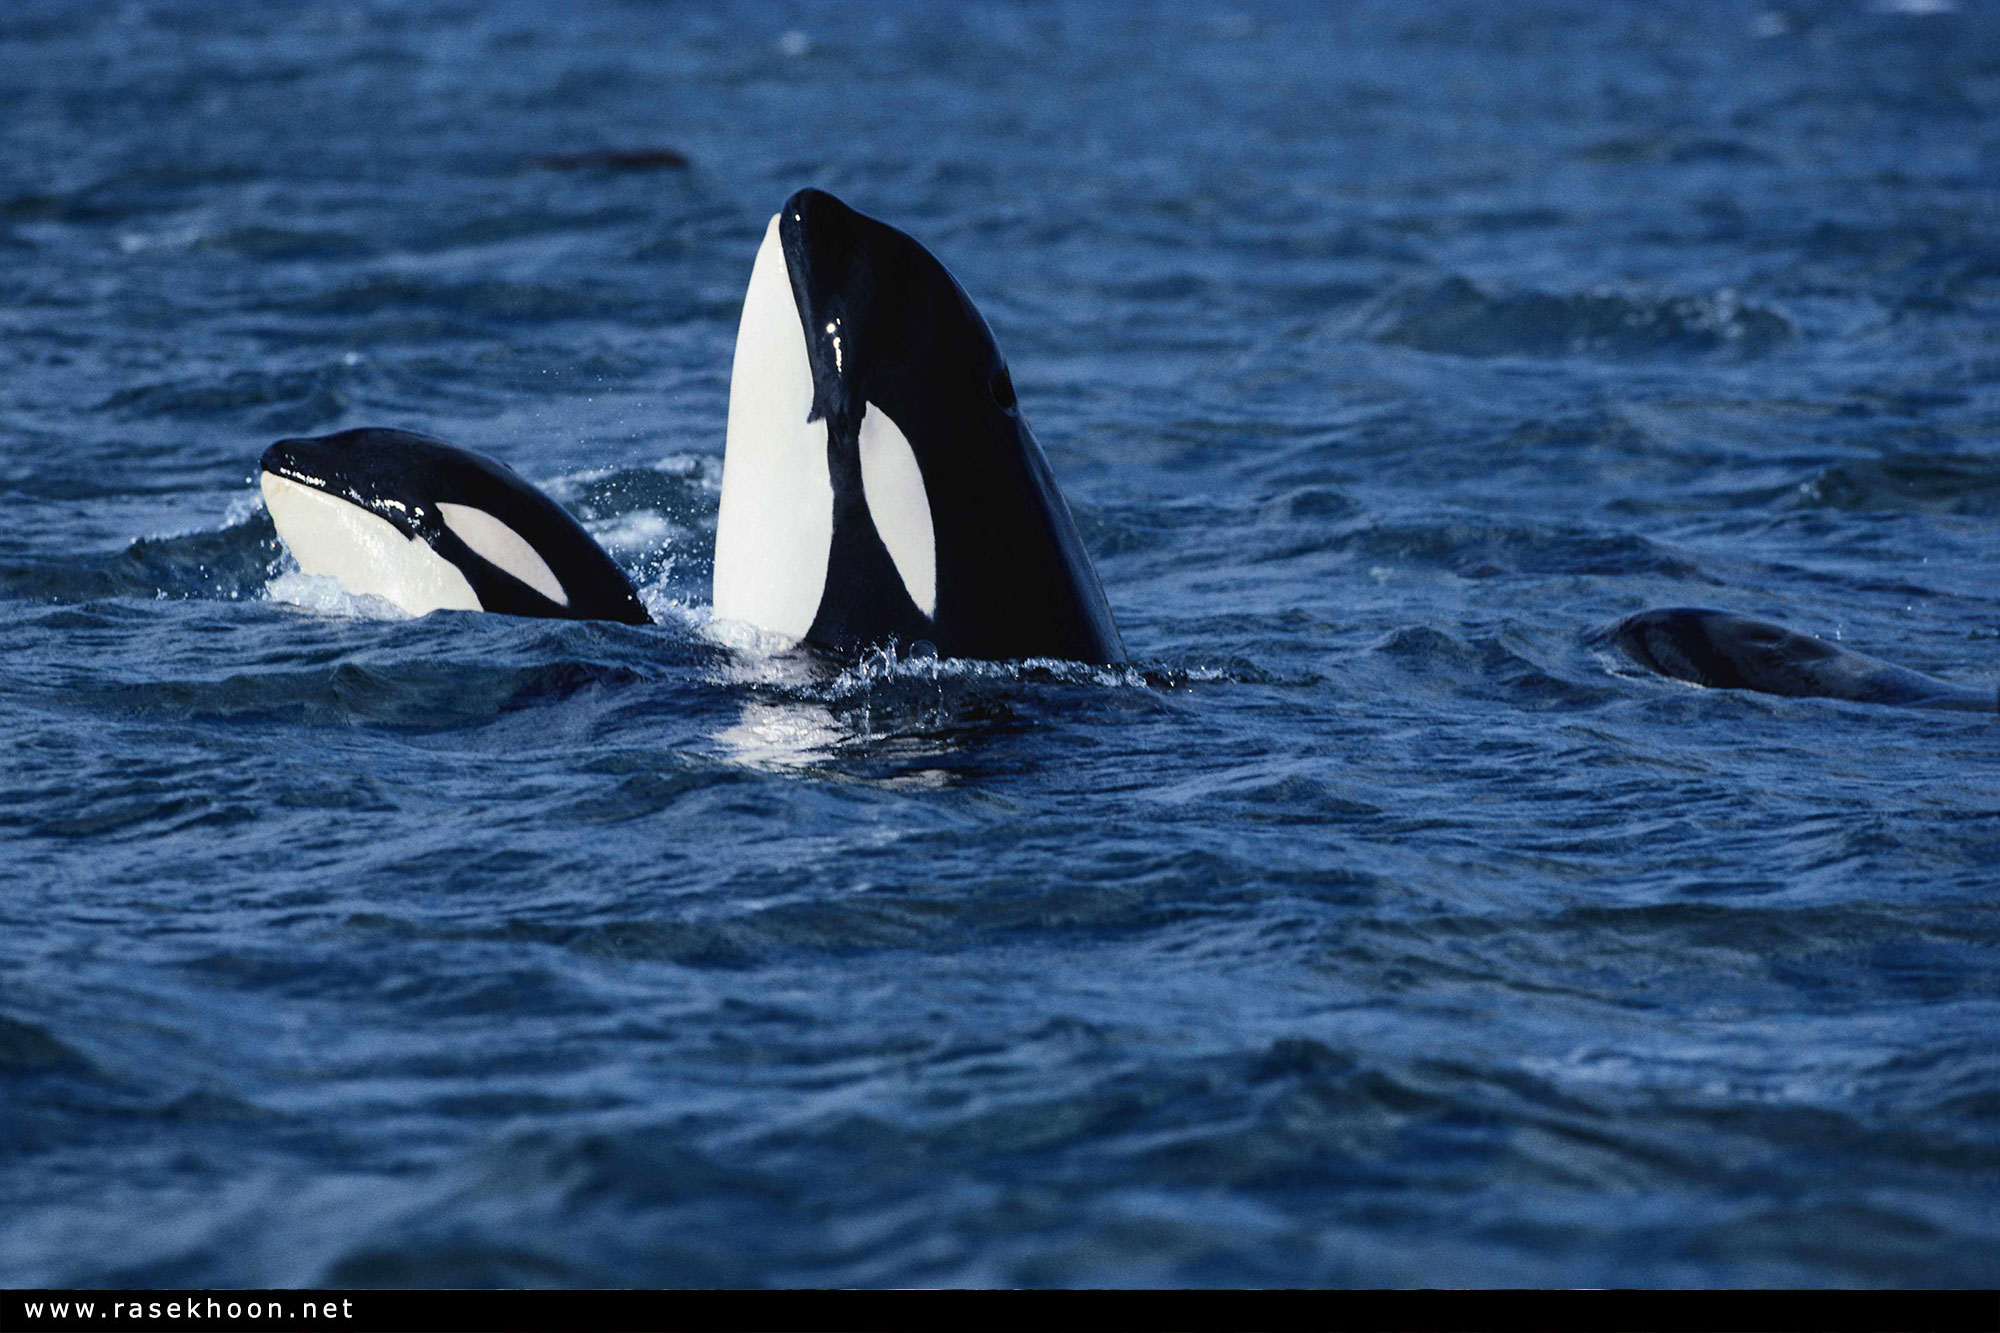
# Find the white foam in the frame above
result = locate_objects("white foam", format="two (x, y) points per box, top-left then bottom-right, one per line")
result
(224, 488), (267, 528)
(264, 570), (412, 620)
(637, 588), (704, 634)
(587, 511), (677, 554)
(702, 614), (806, 660)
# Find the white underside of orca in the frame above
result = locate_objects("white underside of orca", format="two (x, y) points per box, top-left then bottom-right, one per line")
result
(711, 213), (938, 641)
(712, 214), (833, 643)
(260, 471), (480, 616)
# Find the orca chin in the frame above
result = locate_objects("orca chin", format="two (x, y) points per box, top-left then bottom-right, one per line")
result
(1609, 607), (1995, 712)
(712, 188), (1125, 665)
(259, 428), (650, 625)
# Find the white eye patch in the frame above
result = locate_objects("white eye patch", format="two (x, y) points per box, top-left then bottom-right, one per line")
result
(857, 402), (936, 619)
(437, 503), (569, 606)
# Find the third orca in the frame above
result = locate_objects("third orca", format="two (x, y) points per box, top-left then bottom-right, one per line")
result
(1608, 607), (1995, 712)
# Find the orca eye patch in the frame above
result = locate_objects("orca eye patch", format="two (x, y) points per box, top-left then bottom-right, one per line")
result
(990, 366), (1016, 411)
(438, 502), (570, 607)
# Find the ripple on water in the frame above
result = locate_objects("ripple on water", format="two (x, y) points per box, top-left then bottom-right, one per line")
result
(1357, 276), (1795, 361)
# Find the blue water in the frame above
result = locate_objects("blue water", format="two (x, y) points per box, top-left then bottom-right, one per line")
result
(3, 0), (1998, 1289)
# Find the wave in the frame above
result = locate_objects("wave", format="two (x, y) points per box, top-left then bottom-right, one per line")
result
(1793, 453), (2000, 516)
(1358, 276), (1794, 360)
(100, 373), (351, 436)
(0, 1015), (94, 1075)
(1365, 624), (1622, 708)
(1321, 513), (1706, 581)
(0, 508), (284, 604)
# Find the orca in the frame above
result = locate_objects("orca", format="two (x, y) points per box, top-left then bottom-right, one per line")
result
(712, 188), (1126, 664)
(259, 427), (651, 624)
(1609, 607), (1994, 711)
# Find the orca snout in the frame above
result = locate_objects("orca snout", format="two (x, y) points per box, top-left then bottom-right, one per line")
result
(781, 187), (858, 256)
(256, 429), (448, 543)
(259, 436), (318, 487)
(260, 430), (384, 493)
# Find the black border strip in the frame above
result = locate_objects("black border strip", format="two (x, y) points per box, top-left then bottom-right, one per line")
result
(3, 1288), (1997, 1333)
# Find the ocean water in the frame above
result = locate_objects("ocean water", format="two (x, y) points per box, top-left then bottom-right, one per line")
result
(2, 0), (1998, 1289)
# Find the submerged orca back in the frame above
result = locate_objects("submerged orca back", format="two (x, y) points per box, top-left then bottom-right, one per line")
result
(1609, 607), (1993, 712)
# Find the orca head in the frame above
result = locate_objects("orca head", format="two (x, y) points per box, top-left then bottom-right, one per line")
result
(259, 427), (649, 624)
(712, 188), (1124, 664)
(1613, 607), (1854, 697)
